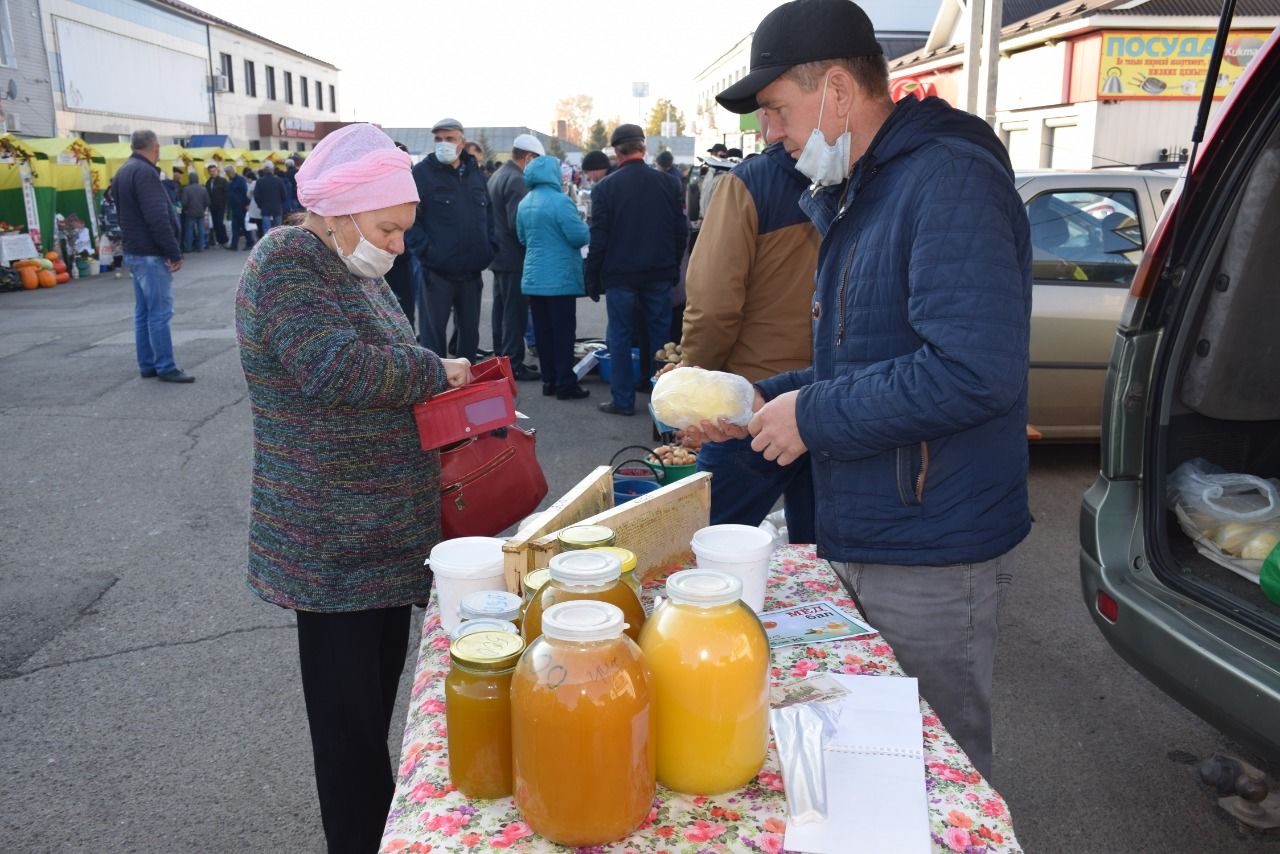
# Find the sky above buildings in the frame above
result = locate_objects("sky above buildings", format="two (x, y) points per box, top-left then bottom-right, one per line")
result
(198, 0), (791, 131)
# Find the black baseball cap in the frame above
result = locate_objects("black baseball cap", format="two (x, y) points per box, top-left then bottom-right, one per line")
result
(582, 150), (610, 171)
(610, 123), (646, 147)
(716, 0), (883, 114)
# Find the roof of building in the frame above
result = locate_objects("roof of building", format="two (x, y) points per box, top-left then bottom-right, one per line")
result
(155, 0), (339, 70)
(382, 126), (584, 158)
(892, 0), (1280, 69)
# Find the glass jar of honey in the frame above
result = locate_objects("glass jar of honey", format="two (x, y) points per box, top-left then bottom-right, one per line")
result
(450, 618), (520, 642)
(557, 524), (616, 551)
(522, 550), (645, 645)
(511, 600), (655, 847)
(589, 546), (641, 601)
(459, 590), (523, 631)
(444, 630), (525, 799)
(520, 567), (551, 613)
(638, 570), (770, 795)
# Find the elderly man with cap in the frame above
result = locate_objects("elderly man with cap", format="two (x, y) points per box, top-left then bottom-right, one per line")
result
(585, 123), (687, 416)
(235, 122), (473, 852)
(486, 133), (546, 381)
(695, 0), (1032, 781)
(406, 118), (497, 364)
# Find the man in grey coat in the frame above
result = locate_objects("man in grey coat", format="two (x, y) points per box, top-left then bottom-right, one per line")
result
(486, 133), (545, 381)
(179, 173), (210, 252)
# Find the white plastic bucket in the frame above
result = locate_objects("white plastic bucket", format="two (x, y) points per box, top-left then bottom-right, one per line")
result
(690, 524), (776, 612)
(427, 536), (507, 632)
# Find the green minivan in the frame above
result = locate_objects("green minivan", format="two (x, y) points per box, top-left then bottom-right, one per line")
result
(1079, 28), (1280, 760)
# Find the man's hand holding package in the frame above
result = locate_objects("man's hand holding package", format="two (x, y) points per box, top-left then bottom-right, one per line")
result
(688, 388), (765, 444)
(748, 390), (807, 466)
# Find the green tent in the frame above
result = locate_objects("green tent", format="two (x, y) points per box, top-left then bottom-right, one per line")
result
(0, 134), (54, 252)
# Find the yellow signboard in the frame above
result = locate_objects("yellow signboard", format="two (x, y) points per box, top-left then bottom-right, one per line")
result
(1098, 29), (1272, 99)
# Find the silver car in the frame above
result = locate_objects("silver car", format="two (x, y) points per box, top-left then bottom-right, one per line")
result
(1017, 169), (1177, 439)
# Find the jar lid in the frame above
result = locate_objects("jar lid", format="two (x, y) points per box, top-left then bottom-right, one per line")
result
(450, 630), (525, 669)
(459, 590), (522, 622)
(589, 546), (637, 574)
(450, 618), (520, 642)
(549, 550), (621, 586)
(557, 524), (616, 549)
(665, 569), (743, 607)
(542, 600), (626, 642)
(522, 568), (551, 595)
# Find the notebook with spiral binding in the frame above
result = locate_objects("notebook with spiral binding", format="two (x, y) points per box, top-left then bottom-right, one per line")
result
(783, 675), (930, 854)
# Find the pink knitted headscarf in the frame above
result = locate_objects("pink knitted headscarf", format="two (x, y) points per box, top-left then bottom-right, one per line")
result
(296, 123), (419, 216)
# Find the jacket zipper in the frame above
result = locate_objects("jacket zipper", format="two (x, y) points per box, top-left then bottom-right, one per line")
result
(835, 238), (858, 345)
(441, 446), (516, 505)
(915, 441), (929, 504)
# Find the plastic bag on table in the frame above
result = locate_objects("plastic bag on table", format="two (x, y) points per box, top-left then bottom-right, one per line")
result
(1167, 458), (1280, 533)
(651, 366), (754, 430)
(769, 701), (842, 825)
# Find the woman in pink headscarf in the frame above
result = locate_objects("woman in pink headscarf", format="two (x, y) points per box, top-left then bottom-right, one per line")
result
(234, 123), (470, 852)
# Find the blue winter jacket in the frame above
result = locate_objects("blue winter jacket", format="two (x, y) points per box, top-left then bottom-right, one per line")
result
(516, 156), (590, 297)
(228, 173), (250, 208)
(756, 96), (1033, 566)
(406, 151), (496, 276)
(113, 153), (182, 262)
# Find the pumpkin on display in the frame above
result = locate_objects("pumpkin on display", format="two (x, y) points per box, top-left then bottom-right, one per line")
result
(52, 261), (67, 274)
(19, 266), (39, 289)
(45, 251), (60, 262)
(37, 258), (54, 271)
(37, 269), (56, 288)
(55, 272), (70, 284)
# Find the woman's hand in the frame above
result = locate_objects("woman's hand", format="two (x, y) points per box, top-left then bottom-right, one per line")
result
(442, 358), (472, 388)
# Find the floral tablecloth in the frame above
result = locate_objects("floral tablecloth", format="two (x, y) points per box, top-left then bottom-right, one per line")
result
(381, 546), (1022, 854)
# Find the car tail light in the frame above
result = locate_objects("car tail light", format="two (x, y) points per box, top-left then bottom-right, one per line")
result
(1129, 196), (1177, 300)
(1096, 591), (1120, 623)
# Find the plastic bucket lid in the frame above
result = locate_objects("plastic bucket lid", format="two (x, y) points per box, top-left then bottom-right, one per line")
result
(427, 536), (506, 579)
(691, 524), (776, 562)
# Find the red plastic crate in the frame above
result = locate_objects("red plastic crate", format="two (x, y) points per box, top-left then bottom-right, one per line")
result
(413, 357), (517, 451)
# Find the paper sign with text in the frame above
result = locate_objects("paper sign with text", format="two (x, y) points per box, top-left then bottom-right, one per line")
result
(759, 600), (875, 649)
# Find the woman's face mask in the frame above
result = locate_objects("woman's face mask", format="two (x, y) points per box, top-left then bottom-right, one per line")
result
(330, 215), (397, 279)
(794, 74), (851, 188)
(434, 141), (459, 164)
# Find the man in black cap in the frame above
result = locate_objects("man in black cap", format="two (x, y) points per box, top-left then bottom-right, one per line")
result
(585, 123), (687, 415)
(697, 0), (1032, 780)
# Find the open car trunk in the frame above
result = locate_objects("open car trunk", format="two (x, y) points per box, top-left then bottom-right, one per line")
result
(1153, 126), (1280, 640)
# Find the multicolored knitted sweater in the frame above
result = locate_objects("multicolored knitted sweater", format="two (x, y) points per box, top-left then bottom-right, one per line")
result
(235, 226), (446, 612)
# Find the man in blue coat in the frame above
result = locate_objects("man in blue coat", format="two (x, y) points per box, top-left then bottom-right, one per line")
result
(706, 0), (1032, 780)
(253, 163), (287, 234)
(585, 123), (687, 415)
(406, 117), (496, 363)
(225, 165), (252, 250)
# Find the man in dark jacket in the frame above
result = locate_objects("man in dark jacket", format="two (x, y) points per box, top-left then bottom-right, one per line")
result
(112, 129), (192, 383)
(586, 123), (687, 415)
(179, 171), (209, 252)
(486, 133), (545, 381)
(226, 165), (252, 250)
(708, 0), (1032, 781)
(406, 117), (496, 363)
(282, 158), (302, 213)
(253, 164), (287, 235)
(205, 163), (229, 247)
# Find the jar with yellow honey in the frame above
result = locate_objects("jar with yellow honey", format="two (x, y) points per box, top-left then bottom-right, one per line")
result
(522, 550), (645, 645)
(638, 570), (769, 795)
(557, 524), (616, 550)
(511, 601), (655, 847)
(520, 567), (551, 614)
(444, 630), (525, 799)
(588, 546), (641, 601)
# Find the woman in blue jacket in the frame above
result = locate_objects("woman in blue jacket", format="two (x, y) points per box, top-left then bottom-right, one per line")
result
(517, 155), (591, 400)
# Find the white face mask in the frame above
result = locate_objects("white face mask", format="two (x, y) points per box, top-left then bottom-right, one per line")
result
(434, 141), (458, 164)
(330, 216), (397, 279)
(794, 75), (852, 188)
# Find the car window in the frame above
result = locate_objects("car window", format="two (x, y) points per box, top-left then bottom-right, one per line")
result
(1026, 189), (1144, 286)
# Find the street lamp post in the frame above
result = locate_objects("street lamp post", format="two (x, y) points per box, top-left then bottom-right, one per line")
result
(632, 81), (649, 126)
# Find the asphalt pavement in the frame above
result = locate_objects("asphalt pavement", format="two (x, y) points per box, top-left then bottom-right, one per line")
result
(1, 246), (1276, 853)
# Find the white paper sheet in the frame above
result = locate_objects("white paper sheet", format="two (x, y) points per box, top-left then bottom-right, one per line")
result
(782, 675), (931, 854)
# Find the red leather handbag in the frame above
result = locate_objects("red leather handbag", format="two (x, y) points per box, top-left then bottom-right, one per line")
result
(439, 424), (548, 538)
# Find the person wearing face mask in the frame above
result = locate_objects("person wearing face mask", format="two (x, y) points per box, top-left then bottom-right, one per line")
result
(696, 0), (1032, 782)
(405, 117), (498, 364)
(487, 133), (546, 382)
(234, 122), (473, 853)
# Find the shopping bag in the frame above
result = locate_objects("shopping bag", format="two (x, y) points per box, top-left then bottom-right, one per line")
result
(439, 425), (547, 538)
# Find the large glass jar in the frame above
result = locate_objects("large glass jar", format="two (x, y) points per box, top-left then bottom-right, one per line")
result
(520, 568), (551, 613)
(638, 570), (770, 795)
(557, 524), (616, 551)
(589, 546), (641, 600)
(444, 630), (525, 799)
(522, 550), (645, 645)
(512, 601), (655, 847)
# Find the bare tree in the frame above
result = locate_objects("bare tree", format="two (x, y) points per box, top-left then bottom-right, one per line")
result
(553, 95), (594, 145)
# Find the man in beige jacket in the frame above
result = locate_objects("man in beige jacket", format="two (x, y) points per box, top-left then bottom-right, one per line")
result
(681, 141), (818, 541)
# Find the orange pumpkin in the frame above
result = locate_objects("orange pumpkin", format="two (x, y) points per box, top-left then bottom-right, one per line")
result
(37, 269), (56, 288)
(55, 272), (70, 284)
(52, 261), (67, 274)
(19, 266), (38, 289)
(13, 259), (39, 270)
(45, 251), (60, 262)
